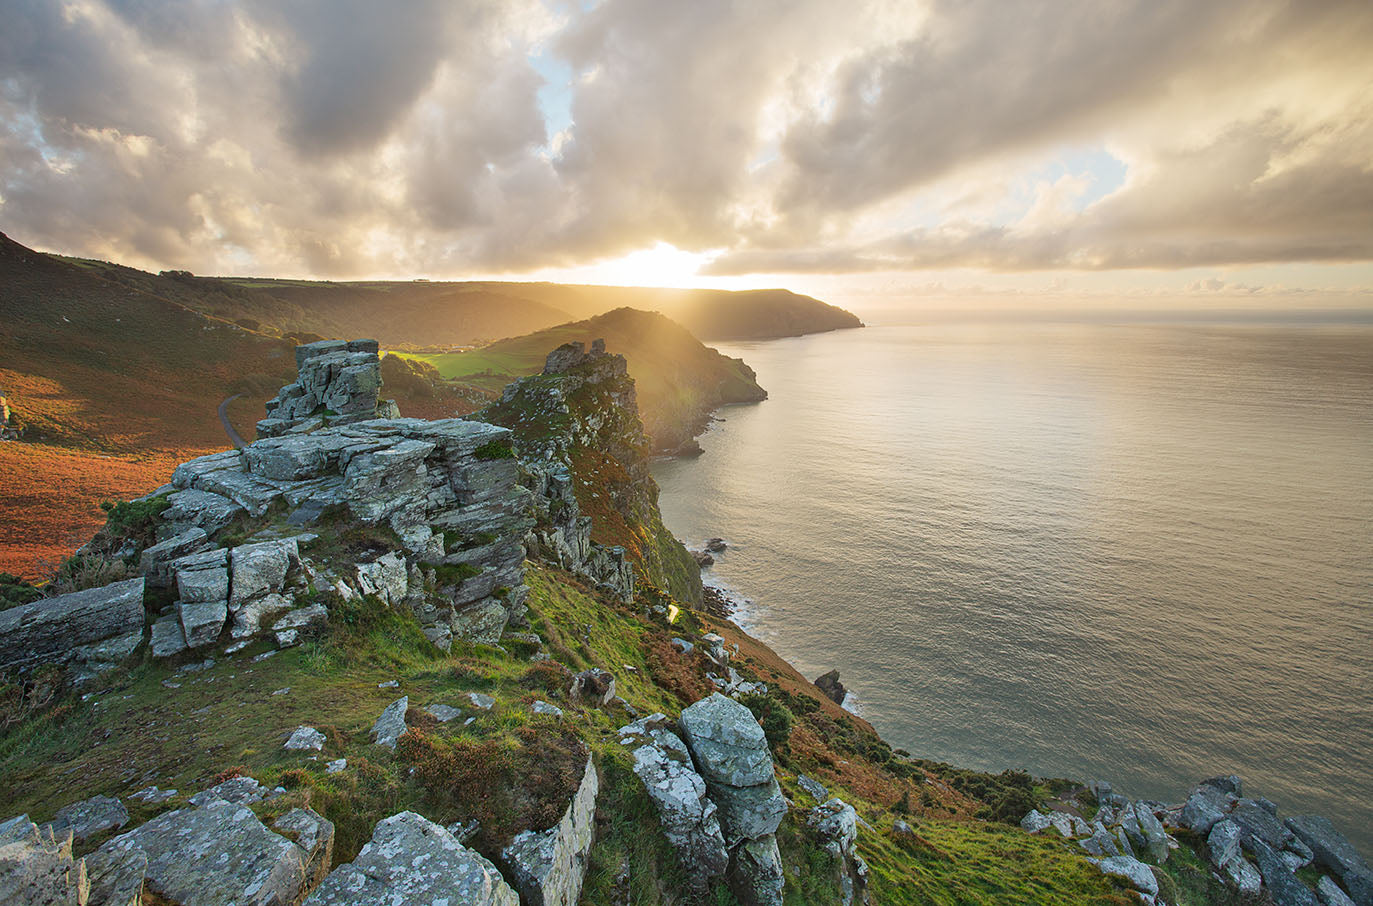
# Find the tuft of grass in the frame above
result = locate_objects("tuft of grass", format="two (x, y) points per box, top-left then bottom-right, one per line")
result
(472, 439), (516, 461)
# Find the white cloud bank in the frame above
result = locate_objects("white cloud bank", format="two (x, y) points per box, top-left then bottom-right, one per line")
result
(1, 0), (1370, 283)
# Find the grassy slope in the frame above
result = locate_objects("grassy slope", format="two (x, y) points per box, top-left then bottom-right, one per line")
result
(0, 563), (1137, 905)
(405, 307), (766, 451)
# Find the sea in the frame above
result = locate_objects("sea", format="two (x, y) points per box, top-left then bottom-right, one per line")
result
(650, 315), (1373, 853)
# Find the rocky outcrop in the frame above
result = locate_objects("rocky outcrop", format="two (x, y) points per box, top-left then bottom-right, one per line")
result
(1286, 816), (1373, 906)
(257, 339), (397, 438)
(679, 693), (786, 906)
(502, 755), (598, 906)
(814, 669), (847, 706)
(0, 815), (88, 906)
(0, 578), (145, 681)
(619, 714), (728, 885)
(809, 798), (870, 905)
(305, 812), (518, 906)
(43, 796), (129, 843)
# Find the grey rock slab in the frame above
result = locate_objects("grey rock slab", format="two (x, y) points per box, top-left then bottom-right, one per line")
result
(1209, 819), (1243, 869)
(679, 692), (774, 788)
(0, 817), (89, 906)
(0, 577), (145, 671)
(353, 552), (408, 606)
(130, 787), (177, 803)
(1081, 824), (1121, 858)
(272, 808), (334, 894)
(1232, 799), (1293, 850)
(303, 811), (518, 906)
(1180, 785), (1231, 835)
(325, 759), (347, 774)
(140, 528), (211, 587)
(370, 696), (409, 749)
(707, 778), (788, 843)
(451, 598), (509, 646)
(1134, 801), (1170, 862)
(150, 615), (188, 659)
(1223, 854), (1263, 895)
(229, 539), (298, 606)
(230, 593), (293, 640)
(1021, 809), (1053, 834)
(729, 834), (784, 906)
(797, 774), (829, 803)
(1096, 856), (1159, 897)
(532, 700), (564, 717)
(162, 489), (244, 537)
(1252, 837), (1321, 906)
(188, 776), (266, 808)
(174, 553), (229, 604)
(808, 798), (858, 859)
(630, 735), (728, 883)
(284, 726), (326, 751)
(1320, 876), (1360, 906)
(83, 842), (146, 906)
(44, 794), (129, 842)
(1201, 775), (1244, 796)
(502, 756), (598, 906)
(468, 692), (495, 710)
(1286, 815), (1373, 905)
(271, 603), (327, 648)
(424, 704), (462, 722)
(178, 599), (227, 649)
(92, 799), (308, 906)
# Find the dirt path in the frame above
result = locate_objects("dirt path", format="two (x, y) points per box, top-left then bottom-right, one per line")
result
(217, 394), (247, 449)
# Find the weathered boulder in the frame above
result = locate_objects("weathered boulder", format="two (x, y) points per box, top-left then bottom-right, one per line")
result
(139, 528), (211, 588)
(1252, 837), (1321, 906)
(188, 776), (267, 808)
(230, 540), (297, 607)
(1285, 816), (1373, 906)
(1202, 775), (1244, 796)
(502, 755), (598, 906)
(1081, 823), (1122, 858)
(814, 670), (847, 705)
(622, 715), (728, 883)
(0, 578), (145, 677)
(1020, 810), (1053, 834)
(1209, 819), (1243, 869)
(1232, 798), (1293, 850)
(1095, 856), (1159, 898)
(0, 815), (88, 906)
(44, 795), (129, 842)
(808, 797), (868, 906)
(272, 808), (335, 894)
(679, 693), (776, 789)
(230, 593), (293, 640)
(173, 549), (229, 603)
(177, 599), (227, 649)
(1180, 785), (1233, 834)
(354, 552), (408, 605)
(82, 842), (146, 906)
(272, 604), (327, 647)
(729, 835), (784, 906)
(91, 799), (309, 906)
(798, 774), (829, 803)
(1133, 801), (1170, 863)
(370, 697), (409, 750)
(304, 811), (517, 906)
(285, 726), (326, 751)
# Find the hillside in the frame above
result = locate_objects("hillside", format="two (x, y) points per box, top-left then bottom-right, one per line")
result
(405, 308), (769, 453)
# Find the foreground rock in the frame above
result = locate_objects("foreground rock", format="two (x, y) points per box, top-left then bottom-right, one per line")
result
(43, 795), (129, 842)
(809, 797), (871, 905)
(1285, 816), (1373, 905)
(305, 812), (517, 906)
(0, 816), (88, 906)
(0, 578), (145, 680)
(502, 755), (598, 906)
(680, 693), (786, 906)
(620, 714), (728, 884)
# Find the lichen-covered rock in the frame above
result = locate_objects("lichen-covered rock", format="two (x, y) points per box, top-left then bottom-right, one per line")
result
(622, 715), (728, 884)
(0, 815), (89, 906)
(502, 755), (598, 906)
(272, 604), (327, 647)
(44, 795), (129, 842)
(90, 799), (308, 906)
(1095, 856), (1159, 898)
(1252, 837), (1321, 906)
(230, 593), (293, 640)
(177, 599), (227, 649)
(229, 540), (297, 607)
(285, 726), (326, 751)
(729, 834), (784, 906)
(272, 808), (334, 893)
(188, 776), (266, 808)
(679, 693), (775, 789)
(370, 697), (409, 750)
(173, 549), (229, 604)
(82, 842), (145, 906)
(304, 812), (518, 906)
(0, 578), (145, 676)
(1285, 815), (1373, 906)
(1133, 801), (1170, 863)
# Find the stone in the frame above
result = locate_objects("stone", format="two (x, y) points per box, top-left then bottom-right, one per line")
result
(532, 700), (564, 717)
(371, 696), (409, 749)
(425, 704), (462, 722)
(271, 603), (328, 647)
(91, 799), (309, 906)
(468, 692), (495, 710)
(671, 637), (695, 654)
(1116, 826), (1136, 859)
(82, 842), (146, 906)
(1081, 823), (1122, 858)
(229, 539), (297, 606)
(1134, 801), (1170, 862)
(130, 787), (177, 803)
(1320, 876), (1359, 906)
(1208, 819), (1243, 869)
(378, 679), (399, 689)
(797, 774), (829, 803)
(325, 759), (347, 774)
(0, 577), (145, 673)
(809, 798), (858, 858)
(1252, 837), (1321, 906)
(178, 599), (227, 649)
(0, 816), (89, 906)
(174, 554), (230, 605)
(1021, 809), (1053, 833)
(1180, 785), (1232, 834)
(139, 528), (211, 587)
(702, 633), (728, 665)
(451, 598), (510, 645)
(813, 669), (847, 705)
(44, 794), (129, 842)
(188, 776), (266, 808)
(1286, 815), (1373, 905)
(161, 489), (245, 538)
(503, 755), (598, 906)
(1095, 856), (1159, 897)
(1047, 811), (1075, 838)
(679, 693), (786, 845)
(729, 834), (784, 906)
(230, 593), (293, 640)
(1232, 798), (1293, 850)
(569, 670), (616, 706)
(1201, 775), (1243, 796)
(628, 727), (728, 883)
(284, 726), (326, 751)
(1224, 853), (1263, 895)
(151, 614), (189, 659)
(272, 808), (335, 893)
(447, 819), (481, 845)
(304, 811), (518, 906)
(353, 552), (408, 606)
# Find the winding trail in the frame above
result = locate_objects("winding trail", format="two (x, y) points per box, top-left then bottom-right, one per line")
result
(217, 394), (247, 450)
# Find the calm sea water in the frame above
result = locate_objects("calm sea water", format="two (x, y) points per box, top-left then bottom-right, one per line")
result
(651, 320), (1373, 852)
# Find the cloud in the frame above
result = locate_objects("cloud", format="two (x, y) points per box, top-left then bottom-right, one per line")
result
(0, 0), (1370, 280)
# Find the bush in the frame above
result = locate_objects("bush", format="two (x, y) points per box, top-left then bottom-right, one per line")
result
(473, 439), (516, 461)
(0, 574), (41, 611)
(737, 692), (795, 759)
(98, 494), (171, 547)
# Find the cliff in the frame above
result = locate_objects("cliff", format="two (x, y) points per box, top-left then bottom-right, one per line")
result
(0, 337), (1365, 906)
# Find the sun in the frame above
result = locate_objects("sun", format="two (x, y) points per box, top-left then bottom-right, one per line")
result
(525, 242), (714, 288)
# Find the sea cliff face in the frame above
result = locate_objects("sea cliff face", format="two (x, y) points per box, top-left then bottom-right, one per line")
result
(0, 336), (1364, 906)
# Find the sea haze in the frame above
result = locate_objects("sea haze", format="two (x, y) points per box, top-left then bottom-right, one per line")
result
(651, 319), (1373, 851)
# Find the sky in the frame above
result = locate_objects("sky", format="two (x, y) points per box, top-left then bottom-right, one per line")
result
(2, 0), (1371, 315)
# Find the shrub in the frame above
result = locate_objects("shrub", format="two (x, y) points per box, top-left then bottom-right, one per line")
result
(473, 440), (516, 460)
(738, 692), (795, 759)
(0, 574), (41, 611)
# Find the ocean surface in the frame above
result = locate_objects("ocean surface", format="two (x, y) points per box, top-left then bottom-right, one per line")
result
(651, 319), (1373, 852)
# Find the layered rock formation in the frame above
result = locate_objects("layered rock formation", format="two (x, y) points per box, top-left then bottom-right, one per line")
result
(257, 339), (398, 438)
